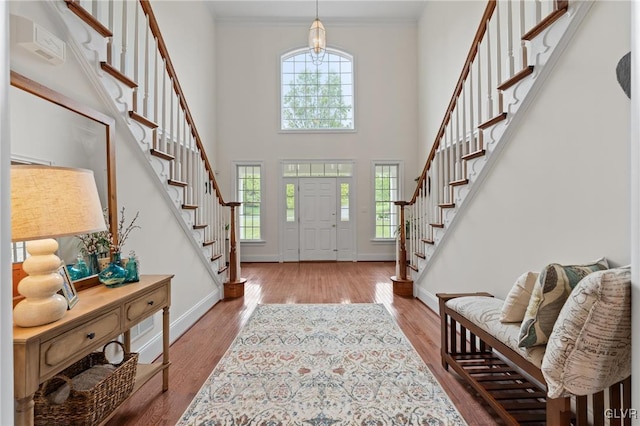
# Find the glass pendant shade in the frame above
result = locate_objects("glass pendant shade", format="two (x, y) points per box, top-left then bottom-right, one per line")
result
(308, 18), (326, 65)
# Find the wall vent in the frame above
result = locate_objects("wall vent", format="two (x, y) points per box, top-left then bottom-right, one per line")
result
(11, 15), (65, 65)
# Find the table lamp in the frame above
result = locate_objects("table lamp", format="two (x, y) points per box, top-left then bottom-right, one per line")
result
(11, 165), (106, 327)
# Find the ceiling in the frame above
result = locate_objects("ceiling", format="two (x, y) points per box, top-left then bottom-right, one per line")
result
(206, 1), (428, 23)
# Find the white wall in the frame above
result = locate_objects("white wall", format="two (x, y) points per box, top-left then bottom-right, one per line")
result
(417, 1), (486, 162)
(416, 1), (631, 301)
(630, 0), (639, 419)
(215, 21), (419, 261)
(0, 1), (14, 424)
(8, 0), (221, 363)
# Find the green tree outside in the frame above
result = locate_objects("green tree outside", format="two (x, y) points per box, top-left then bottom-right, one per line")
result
(282, 71), (352, 129)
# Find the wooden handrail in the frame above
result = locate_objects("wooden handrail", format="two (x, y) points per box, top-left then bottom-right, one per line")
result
(138, 0), (228, 206)
(409, 0), (496, 205)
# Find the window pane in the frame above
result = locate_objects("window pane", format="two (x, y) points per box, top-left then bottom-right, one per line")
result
(311, 163), (324, 176)
(286, 183), (295, 222)
(281, 49), (354, 130)
(237, 165), (262, 240)
(341, 183), (349, 222)
(374, 164), (399, 239)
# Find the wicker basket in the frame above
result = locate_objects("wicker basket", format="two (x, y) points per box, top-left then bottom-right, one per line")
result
(34, 341), (138, 426)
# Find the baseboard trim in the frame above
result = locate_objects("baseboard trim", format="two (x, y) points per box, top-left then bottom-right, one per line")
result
(241, 254), (280, 262)
(134, 287), (221, 363)
(416, 285), (439, 314)
(357, 253), (395, 262)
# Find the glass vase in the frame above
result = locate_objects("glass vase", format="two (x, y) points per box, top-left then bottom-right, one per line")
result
(98, 251), (126, 287)
(125, 251), (140, 283)
(69, 255), (90, 280)
(87, 253), (100, 275)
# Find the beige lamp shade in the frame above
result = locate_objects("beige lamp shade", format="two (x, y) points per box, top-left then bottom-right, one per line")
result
(11, 165), (106, 241)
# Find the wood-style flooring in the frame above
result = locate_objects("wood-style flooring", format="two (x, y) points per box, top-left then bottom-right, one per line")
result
(106, 262), (500, 425)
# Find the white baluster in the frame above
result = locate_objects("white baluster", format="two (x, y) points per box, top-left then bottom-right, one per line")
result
(486, 18), (493, 119)
(477, 44), (483, 127)
(520, 0), (527, 68)
(153, 39), (159, 125)
(120, 0), (128, 74)
(133, 3), (139, 111)
(468, 65), (475, 153)
(161, 62), (167, 153)
(108, 0), (114, 64)
(495, 4), (503, 113)
(506, 0), (515, 77)
(143, 14), (150, 117)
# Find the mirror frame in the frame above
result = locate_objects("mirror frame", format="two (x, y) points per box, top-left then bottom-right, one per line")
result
(10, 71), (118, 291)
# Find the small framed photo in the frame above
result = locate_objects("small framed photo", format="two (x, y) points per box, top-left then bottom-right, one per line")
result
(58, 265), (79, 309)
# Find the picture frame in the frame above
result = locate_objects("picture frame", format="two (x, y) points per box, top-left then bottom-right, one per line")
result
(58, 264), (79, 309)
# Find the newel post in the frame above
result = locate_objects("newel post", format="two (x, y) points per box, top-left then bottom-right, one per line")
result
(224, 202), (247, 299)
(391, 201), (413, 297)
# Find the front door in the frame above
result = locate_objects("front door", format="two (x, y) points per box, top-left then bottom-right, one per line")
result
(299, 178), (337, 261)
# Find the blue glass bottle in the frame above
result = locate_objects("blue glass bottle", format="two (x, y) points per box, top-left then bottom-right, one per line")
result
(69, 255), (90, 280)
(98, 251), (126, 287)
(125, 250), (139, 283)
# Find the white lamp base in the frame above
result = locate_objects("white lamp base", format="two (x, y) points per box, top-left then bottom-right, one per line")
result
(13, 238), (68, 328)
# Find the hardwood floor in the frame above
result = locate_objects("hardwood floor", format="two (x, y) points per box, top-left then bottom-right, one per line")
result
(106, 262), (501, 425)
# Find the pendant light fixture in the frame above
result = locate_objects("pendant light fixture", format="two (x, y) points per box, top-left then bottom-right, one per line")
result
(308, 0), (326, 65)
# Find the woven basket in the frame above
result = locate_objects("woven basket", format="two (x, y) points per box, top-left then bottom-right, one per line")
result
(34, 341), (138, 426)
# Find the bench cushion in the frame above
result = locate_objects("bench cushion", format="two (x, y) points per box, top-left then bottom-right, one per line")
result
(542, 267), (631, 398)
(446, 296), (545, 368)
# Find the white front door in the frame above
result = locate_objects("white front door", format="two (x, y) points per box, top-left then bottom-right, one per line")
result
(299, 178), (337, 261)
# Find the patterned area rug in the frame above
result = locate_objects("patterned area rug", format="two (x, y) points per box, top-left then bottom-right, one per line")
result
(177, 304), (467, 425)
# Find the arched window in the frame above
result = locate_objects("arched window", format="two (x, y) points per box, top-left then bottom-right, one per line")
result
(280, 48), (354, 131)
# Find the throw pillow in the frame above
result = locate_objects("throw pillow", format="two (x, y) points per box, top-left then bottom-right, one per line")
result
(518, 258), (608, 348)
(542, 267), (631, 398)
(500, 271), (539, 323)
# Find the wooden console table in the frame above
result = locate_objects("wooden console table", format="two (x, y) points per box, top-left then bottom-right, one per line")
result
(13, 274), (173, 426)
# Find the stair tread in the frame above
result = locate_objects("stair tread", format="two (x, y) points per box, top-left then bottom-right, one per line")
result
(497, 66), (534, 91)
(168, 178), (188, 187)
(202, 240), (215, 247)
(182, 204), (198, 210)
(211, 254), (223, 261)
(100, 62), (137, 88)
(129, 111), (158, 129)
(218, 265), (229, 274)
(439, 203), (455, 209)
(522, 4), (569, 41)
(450, 178), (469, 187)
(462, 150), (486, 161)
(193, 224), (208, 230)
(478, 112), (507, 130)
(430, 223), (445, 228)
(65, 0), (112, 37)
(150, 149), (175, 161)
(421, 239), (434, 245)
(415, 252), (426, 259)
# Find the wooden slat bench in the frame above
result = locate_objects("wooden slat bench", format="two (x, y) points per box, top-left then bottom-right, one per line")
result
(438, 292), (632, 425)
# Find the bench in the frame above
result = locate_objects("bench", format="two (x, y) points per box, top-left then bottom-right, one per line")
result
(438, 290), (631, 425)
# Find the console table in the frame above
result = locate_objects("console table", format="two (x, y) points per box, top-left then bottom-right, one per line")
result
(13, 274), (173, 426)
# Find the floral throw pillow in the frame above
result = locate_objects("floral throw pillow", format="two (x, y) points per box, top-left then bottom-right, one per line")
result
(518, 258), (608, 348)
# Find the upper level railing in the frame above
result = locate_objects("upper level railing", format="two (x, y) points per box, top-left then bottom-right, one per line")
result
(65, 0), (242, 283)
(395, 0), (568, 281)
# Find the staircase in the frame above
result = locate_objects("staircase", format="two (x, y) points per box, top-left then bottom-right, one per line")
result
(392, 0), (593, 297)
(48, 0), (247, 297)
